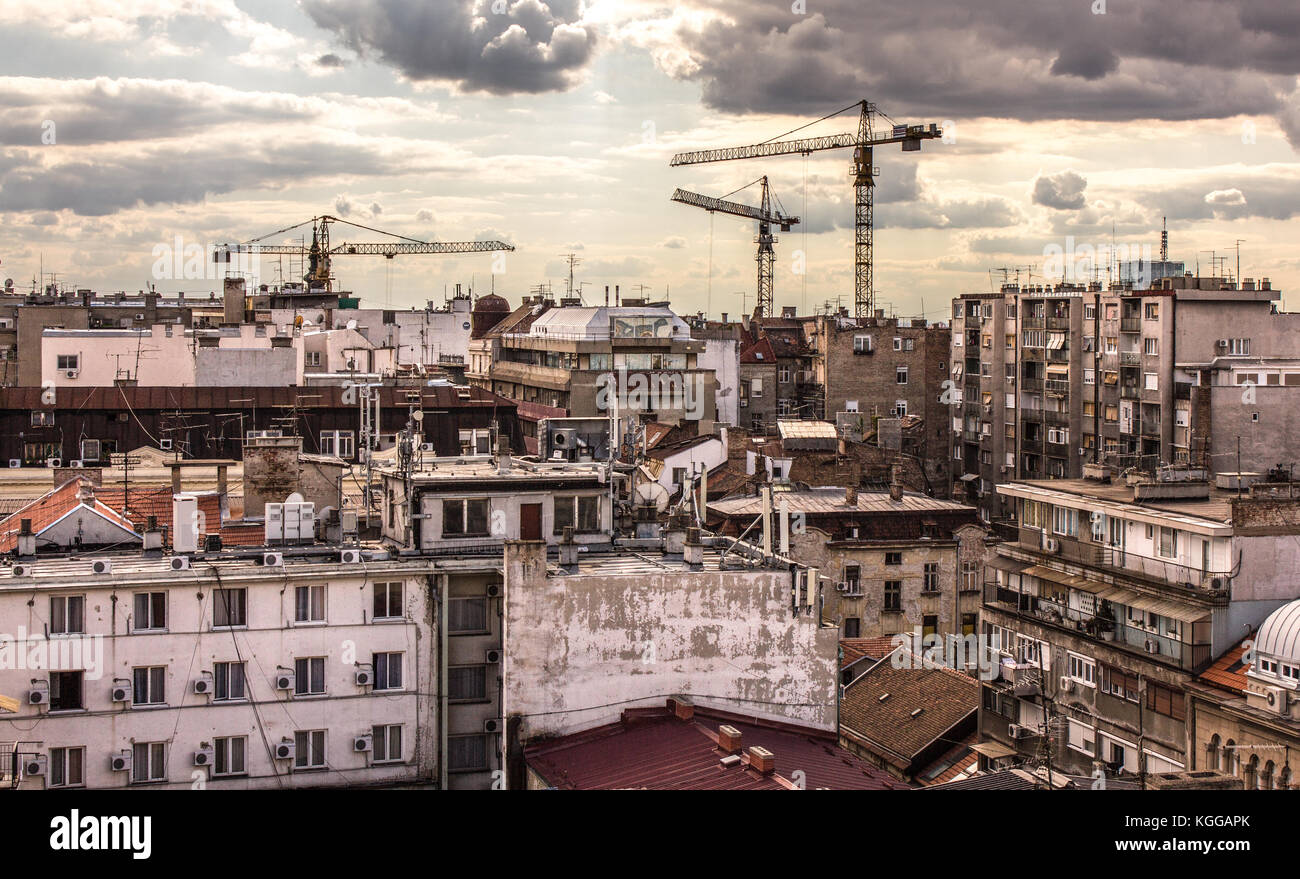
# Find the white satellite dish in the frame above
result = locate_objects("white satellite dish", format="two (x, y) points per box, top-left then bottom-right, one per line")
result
(635, 481), (670, 514)
(285, 492), (305, 504)
(346, 319), (358, 331)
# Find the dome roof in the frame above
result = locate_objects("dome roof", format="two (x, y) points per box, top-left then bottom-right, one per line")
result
(474, 293), (510, 313)
(1255, 599), (1300, 664)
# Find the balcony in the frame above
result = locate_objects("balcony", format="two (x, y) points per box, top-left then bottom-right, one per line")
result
(1047, 316), (1071, 331)
(1045, 379), (1070, 395)
(1120, 317), (1141, 333)
(1021, 348), (1045, 361)
(1119, 352), (1141, 366)
(1042, 410), (1069, 427)
(1022, 316), (1045, 329)
(1021, 376), (1044, 392)
(1140, 420), (1162, 437)
(1120, 383), (1140, 400)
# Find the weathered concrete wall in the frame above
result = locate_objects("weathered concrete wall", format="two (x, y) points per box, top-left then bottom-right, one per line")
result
(196, 346), (299, 387)
(502, 541), (838, 739)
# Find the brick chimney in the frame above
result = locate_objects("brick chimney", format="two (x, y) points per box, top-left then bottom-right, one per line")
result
(748, 745), (775, 774)
(717, 725), (744, 754)
(668, 696), (694, 721)
(845, 486), (858, 506)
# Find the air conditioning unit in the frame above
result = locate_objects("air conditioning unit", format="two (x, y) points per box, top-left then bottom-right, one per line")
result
(263, 552), (284, 567)
(274, 741), (295, 761)
(92, 559), (112, 575)
(1263, 685), (1292, 717)
(1008, 724), (1034, 740)
(69, 460), (83, 468)
(1043, 538), (1060, 554)
(340, 549), (361, 564)
(47, 458), (61, 469)
(419, 442), (435, 452)
(110, 682), (132, 702)
(170, 556), (191, 571)
(484, 718), (501, 734)
(13, 564), (32, 577)
(8, 459), (19, 468)
(487, 584), (501, 598)
(485, 649), (502, 664)
(64, 370), (78, 379)
(110, 751), (132, 773)
(193, 673), (213, 695)
(353, 734), (373, 753)
(274, 672), (295, 691)
(1216, 339), (1228, 348)
(193, 747), (214, 767)
(24, 755), (47, 777)
(1144, 639), (1160, 654)
(1210, 577), (1226, 590)
(28, 681), (48, 704)
(354, 664), (374, 687)
(1060, 675), (1075, 694)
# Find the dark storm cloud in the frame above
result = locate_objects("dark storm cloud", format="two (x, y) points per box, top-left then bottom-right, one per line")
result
(1032, 170), (1088, 210)
(662, 0), (1300, 134)
(302, 0), (597, 94)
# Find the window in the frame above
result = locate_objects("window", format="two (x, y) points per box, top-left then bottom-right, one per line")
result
(443, 499), (490, 536)
(750, 378), (763, 398)
(1083, 368), (1095, 385)
(896, 366), (908, 384)
(373, 652), (403, 691)
(892, 400), (908, 417)
(448, 596), (488, 633)
(854, 335), (873, 353)
(844, 617), (861, 638)
(374, 582), (403, 619)
(319, 430), (355, 458)
(1104, 337), (1117, 354)
(922, 615), (938, 638)
(213, 736), (247, 777)
(1157, 526), (1178, 559)
(294, 730), (327, 769)
(1052, 506), (1077, 537)
(1228, 338), (1251, 355)
(961, 613), (977, 636)
(132, 592), (166, 631)
(305, 351), (322, 367)
(373, 724), (403, 763)
(961, 561), (978, 591)
(778, 365), (791, 383)
(1144, 372), (1158, 391)
(1068, 652), (1096, 687)
(1144, 302), (1159, 320)
(883, 580), (902, 612)
(214, 661), (246, 701)
(448, 734), (489, 772)
(1144, 337), (1159, 356)
(212, 588), (246, 628)
(459, 429), (492, 455)
(1101, 664), (1140, 702)
(49, 747), (85, 788)
(555, 495), (600, 534)
(1145, 682), (1186, 721)
(449, 665), (488, 702)
(132, 666), (166, 706)
(50, 595), (85, 635)
(885, 551), (902, 566)
(923, 563), (939, 592)
(844, 565), (861, 591)
(57, 354), (79, 371)
(294, 657), (326, 696)
(50, 671), (83, 711)
(131, 742), (166, 783)
(295, 584), (326, 623)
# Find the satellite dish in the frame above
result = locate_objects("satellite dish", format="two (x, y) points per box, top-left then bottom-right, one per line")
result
(285, 492), (305, 504)
(346, 319), (358, 330)
(412, 411), (424, 422)
(635, 481), (670, 513)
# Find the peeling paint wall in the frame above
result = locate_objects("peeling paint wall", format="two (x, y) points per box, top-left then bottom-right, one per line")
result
(502, 540), (838, 740)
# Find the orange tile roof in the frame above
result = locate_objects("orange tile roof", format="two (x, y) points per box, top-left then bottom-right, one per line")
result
(218, 522), (266, 546)
(915, 733), (979, 787)
(0, 478), (139, 553)
(841, 637), (900, 668)
(1198, 639), (1252, 694)
(95, 487), (223, 536)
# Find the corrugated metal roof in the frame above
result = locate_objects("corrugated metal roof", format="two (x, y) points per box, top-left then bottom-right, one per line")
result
(776, 420), (838, 440)
(709, 488), (971, 516)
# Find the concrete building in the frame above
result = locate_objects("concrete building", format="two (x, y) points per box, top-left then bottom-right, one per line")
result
(739, 336), (778, 434)
(977, 473), (1300, 780)
(950, 275), (1300, 523)
(708, 484), (987, 641)
(467, 302), (716, 430)
(0, 551), (439, 790)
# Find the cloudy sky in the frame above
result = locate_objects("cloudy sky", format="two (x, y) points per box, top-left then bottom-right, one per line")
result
(2, 0), (1300, 318)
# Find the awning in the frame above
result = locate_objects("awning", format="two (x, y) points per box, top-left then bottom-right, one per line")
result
(1083, 583), (1210, 623)
(960, 473), (979, 482)
(971, 741), (1018, 760)
(1046, 363), (1069, 375)
(1023, 564), (1091, 590)
(985, 556), (1031, 573)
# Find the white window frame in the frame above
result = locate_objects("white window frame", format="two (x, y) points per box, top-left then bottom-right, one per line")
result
(132, 665), (166, 707)
(214, 661), (246, 702)
(373, 651), (404, 691)
(132, 591), (167, 632)
(131, 742), (167, 784)
(294, 730), (327, 769)
(49, 746), (86, 788)
(1067, 652), (1096, 687)
(213, 735), (248, 777)
(294, 656), (327, 696)
(295, 584), (327, 624)
(373, 724), (403, 763)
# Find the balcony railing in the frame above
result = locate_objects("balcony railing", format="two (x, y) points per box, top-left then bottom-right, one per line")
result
(1047, 316), (1071, 330)
(1045, 379), (1070, 395)
(1120, 384), (1140, 399)
(1022, 317), (1045, 329)
(1120, 352), (1141, 366)
(1120, 317), (1141, 333)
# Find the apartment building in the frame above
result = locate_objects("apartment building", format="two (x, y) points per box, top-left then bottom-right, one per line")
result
(708, 483), (988, 642)
(976, 473), (1300, 779)
(950, 275), (1300, 523)
(467, 303), (716, 429)
(0, 551), (438, 790)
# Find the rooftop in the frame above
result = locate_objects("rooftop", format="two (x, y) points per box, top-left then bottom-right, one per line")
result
(524, 703), (908, 790)
(709, 487), (971, 517)
(1002, 479), (1239, 527)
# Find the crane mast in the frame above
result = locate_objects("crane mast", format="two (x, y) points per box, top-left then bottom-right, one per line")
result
(671, 100), (942, 319)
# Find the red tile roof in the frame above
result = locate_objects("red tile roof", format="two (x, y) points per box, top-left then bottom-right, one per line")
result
(739, 337), (776, 364)
(0, 478), (139, 552)
(841, 637), (900, 668)
(218, 522), (266, 546)
(525, 704), (908, 790)
(915, 733), (979, 787)
(95, 487), (223, 536)
(1198, 639), (1252, 694)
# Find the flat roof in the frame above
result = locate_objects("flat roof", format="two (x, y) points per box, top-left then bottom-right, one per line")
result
(999, 479), (1236, 529)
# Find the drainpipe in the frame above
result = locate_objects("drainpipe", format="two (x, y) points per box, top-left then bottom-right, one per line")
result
(436, 573), (448, 789)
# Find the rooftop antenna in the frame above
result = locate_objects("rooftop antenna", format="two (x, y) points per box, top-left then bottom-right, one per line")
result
(1160, 217), (1168, 263)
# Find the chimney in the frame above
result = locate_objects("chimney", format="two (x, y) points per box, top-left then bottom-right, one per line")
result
(496, 434), (511, 474)
(748, 745), (775, 774)
(668, 696), (694, 721)
(143, 515), (163, 553)
(17, 518), (35, 559)
(760, 483), (773, 556)
(845, 486), (858, 507)
(721, 312), (728, 323)
(604, 285), (609, 307)
(683, 527), (704, 569)
(717, 725), (744, 754)
(665, 512), (689, 555)
(615, 285), (620, 306)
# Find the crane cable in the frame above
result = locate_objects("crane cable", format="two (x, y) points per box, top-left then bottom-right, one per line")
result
(707, 211), (714, 320)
